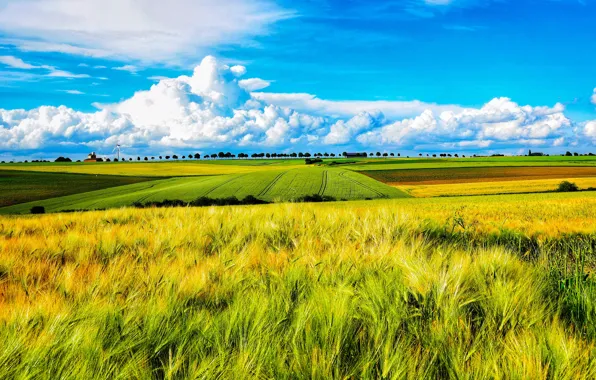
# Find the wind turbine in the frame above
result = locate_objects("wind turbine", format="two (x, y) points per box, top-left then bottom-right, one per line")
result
(113, 144), (121, 161)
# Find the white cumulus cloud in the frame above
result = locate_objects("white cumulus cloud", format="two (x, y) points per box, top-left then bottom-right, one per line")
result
(238, 78), (271, 91)
(0, 55), (584, 156)
(355, 98), (571, 149)
(585, 121), (596, 140)
(252, 92), (464, 120)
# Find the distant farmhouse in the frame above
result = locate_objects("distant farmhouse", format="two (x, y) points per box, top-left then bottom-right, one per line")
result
(84, 152), (102, 162)
(528, 150), (544, 157)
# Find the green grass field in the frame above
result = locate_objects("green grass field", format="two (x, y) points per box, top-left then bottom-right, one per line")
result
(0, 170), (155, 207)
(2, 157), (596, 376)
(0, 168), (409, 214)
(3, 156), (596, 177)
(2, 156), (596, 214)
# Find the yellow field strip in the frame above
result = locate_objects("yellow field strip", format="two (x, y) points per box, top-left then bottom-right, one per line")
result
(0, 162), (304, 176)
(397, 177), (596, 198)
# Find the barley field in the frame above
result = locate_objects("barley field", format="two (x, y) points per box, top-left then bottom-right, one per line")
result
(1, 193), (595, 378)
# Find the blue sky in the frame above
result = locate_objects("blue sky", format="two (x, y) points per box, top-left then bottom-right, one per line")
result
(0, 0), (595, 159)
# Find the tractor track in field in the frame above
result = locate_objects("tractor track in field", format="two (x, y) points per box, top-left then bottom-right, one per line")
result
(339, 171), (385, 197)
(72, 181), (163, 209)
(318, 170), (328, 196)
(258, 172), (286, 197)
(203, 174), (247, 197)
(134, 183), (163, 204)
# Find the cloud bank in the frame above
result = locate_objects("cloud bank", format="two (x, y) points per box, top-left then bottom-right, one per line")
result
(0, 56), (592, 157)
(0, 0), (292, 63)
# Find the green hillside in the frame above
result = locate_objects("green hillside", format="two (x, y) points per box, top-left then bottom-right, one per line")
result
(0, 170), (155, 207)
(0, 168), (409, 214)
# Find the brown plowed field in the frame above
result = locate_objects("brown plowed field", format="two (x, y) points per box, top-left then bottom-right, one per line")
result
(362, 166), (596, 185)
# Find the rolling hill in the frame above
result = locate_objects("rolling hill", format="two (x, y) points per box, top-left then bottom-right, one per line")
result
(0, 167), (410, 214)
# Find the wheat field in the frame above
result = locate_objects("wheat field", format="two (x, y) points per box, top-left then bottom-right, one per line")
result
(0, 194), (595, 378)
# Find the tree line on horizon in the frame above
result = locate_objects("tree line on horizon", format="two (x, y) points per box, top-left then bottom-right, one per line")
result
(1, 150), (595, 164)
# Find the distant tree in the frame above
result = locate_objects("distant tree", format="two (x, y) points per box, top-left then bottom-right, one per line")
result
(114, 158), (119, 162)
(266, 153), (271, 158)
(342, 152), (348, 158)
(225, 152), (232, 159)
(376, 152), (381, 157)
(454, 154), (459, 158)
(55, 156), (72, 162)
(144, 157), (148, 161)
(211, 154), (217, 159)
(565, 151), (573, 156)
(137, 156), (141, 161)
(557, 181), (579, 192)
(432, 154), (437, 158)
(291, 152), (298, 158)
(165, 156), (170, 160)
(419, 153), (422, 157)
(574, 152), (579, 156)
(218, 152), (225, 159)
(172, 155), (178, 159)
(105, 158), (111, 162)
(397, 153), (401, 157)
(194, 153), (201, 159)
(304, 153), (311, 158)
(151, 157), (155, 160)
(159, 156), (163, 159)
(129, 158), (133, 161)
(390, 153), (394, 157)
(383, 153), (388, 157)
(330, 153), (336, 157)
